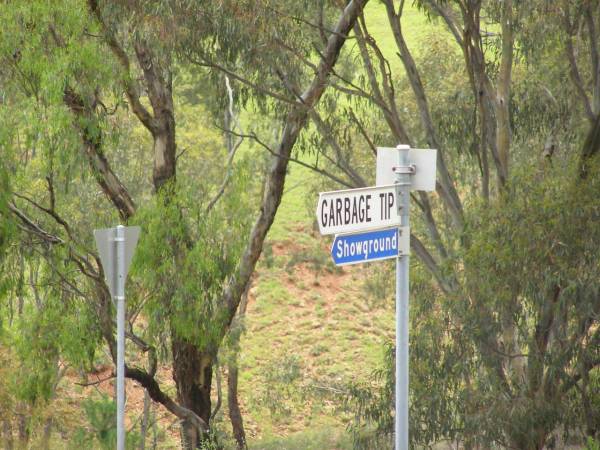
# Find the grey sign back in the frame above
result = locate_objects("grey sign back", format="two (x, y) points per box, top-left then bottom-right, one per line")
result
(94, 226), (140, 297)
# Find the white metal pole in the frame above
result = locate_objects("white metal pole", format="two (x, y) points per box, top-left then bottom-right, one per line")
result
(395, 145), (410, 450)
(116, 225), (126, 450)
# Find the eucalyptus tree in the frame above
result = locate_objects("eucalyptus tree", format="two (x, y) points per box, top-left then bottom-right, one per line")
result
(0, 0), (369, 448)
(281, 0), (600, 448)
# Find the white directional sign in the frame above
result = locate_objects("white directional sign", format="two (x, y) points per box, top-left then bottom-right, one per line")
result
(316, 184), (400, 235)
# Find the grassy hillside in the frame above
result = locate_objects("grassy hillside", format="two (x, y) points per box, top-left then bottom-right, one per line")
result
(237, 158), (396, 448)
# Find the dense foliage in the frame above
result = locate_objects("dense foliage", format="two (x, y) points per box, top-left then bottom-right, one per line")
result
(0, 0), (599, 448)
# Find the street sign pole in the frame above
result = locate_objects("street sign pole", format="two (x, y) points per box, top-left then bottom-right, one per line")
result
(395, 145), (411, 450)
(316, 145), (436, 450)
(116, 225), (126, 450)
(94, 225), (140, 450)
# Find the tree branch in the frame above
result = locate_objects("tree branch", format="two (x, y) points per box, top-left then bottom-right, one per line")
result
(424, 0), (464, 47)
(188, 56), (298, 107)
(265, 4), (356, 40)
(125, 366), (209, 432)
(564, 13), (595, 123)
(221, 128), (356, 188)
(584, 5), (600, 115)
(410, 234), (455, 295)
(348, 107), (377, 155)
(219, 0), (370, 333)
(383, 0), (464, 228)
(416, 191), (449, 260)
(63, 87), (136, 221)
(308, 108), (367, 187)
(206, 77), (244, 214)
(8, 202), (63, 245)
(87, 0), (158, 133)
(353, 19), (410, 143)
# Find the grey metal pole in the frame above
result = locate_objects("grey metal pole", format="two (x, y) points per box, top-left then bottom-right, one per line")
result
(116, 225), (126, 450)
(395, 145), (411, 450)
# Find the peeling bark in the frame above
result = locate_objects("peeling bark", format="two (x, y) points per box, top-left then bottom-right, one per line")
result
(171, 340), (212, 448)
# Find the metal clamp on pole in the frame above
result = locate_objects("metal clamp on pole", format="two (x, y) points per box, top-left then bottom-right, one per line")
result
(392, 164), (416, 175)
(393, 165), (413, 214)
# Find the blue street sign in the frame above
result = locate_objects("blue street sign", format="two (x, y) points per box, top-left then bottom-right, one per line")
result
(331, 227), (407, 266)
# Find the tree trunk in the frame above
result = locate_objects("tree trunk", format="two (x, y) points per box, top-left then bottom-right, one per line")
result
(151, 122), (177, 192)
(133, 40), (205, 449)
(2, 420), (13, 450)
(495, 0), (513, 182)
(580, 112), (600, 176)
(40, 417), (53, 450)
(228, 287), (249, 450)
(87, 4), (369, 449)
(509, 429), (547, 450)
(228, 364), (247, 450)
(172, 338), (213, 449)
(140, 390), (150, 450)
(16, 405), (29, 449)
(16, 423), (27, 449)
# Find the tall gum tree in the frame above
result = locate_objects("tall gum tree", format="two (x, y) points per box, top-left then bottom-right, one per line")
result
(0, 0), (369, 447)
